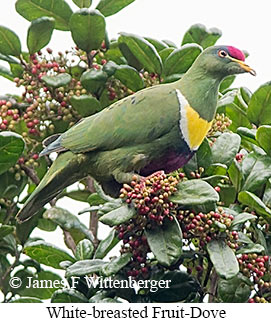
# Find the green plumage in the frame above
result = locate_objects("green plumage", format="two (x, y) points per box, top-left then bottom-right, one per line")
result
(16, 45), (254, 222)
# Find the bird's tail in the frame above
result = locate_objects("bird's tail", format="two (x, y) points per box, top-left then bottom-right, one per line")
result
(16, 151), (89, 223)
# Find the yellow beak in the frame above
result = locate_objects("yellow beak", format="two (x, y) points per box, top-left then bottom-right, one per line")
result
(229, 57), (256, 76)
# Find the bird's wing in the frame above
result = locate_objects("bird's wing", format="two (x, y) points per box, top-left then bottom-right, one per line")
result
(60, 83), (180, 153)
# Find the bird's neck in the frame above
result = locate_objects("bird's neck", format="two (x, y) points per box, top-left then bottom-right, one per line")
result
(176, 67), (223, 122)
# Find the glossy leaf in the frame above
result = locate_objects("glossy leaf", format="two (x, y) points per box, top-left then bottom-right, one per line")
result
(0, 132), (25, 176)
(219, 75), (236, 93)
(231, 212), (257, 228)
(241, 152), (271, 193)
(237, 127), (258, 145)
(0, 225), (14, 240)
(43, 207), (94, 243)
(37, 217), (57, 232)
(256, 125), (271, 155)
(41, 73), (71, 88)
(170, 179), (219, 206)
(0, 65), (13, 81)
(238, 191), (271, 223)
(27, 17), (55, 54)
(51, 289), (89, 303)
(80, 68), (108, 93)
(102, 252), (131, 276)
(66, 259), (107, 276)
(163, 44), (202, 76)
(150, 270), (200, 302)
(69, 9), (105, 52)
(207, 240), (239, 279)
(0, 54), (20, 64)
(99, 204), (136, 226)
(70, 95), (102, 117)
(236, 243), (265, 255)
(114, 65), (144, 91)
(182, 23), (222, 49)
(0, 26), (21, 56)
(15, 0), (72, 31)
(94, 229), (119, 259)
(211, 133), (241, 167)
(87, 192), (106, 206)
(263, 180), (271, 208)
(218, 273), (251, 302)
(75, 239), (94, 260)
(96, 0), (135, 17)
(159, 47), (175, 63)
(65, 189), (90, 202)
(247, 81), (271, 126)
(145, 217), (182, 267)
(72, 0), (92, 8)
(144, 37), (168, 51)
(9, 297), (42, 303)
(24, 240), (75, 269)
(118, 32), (162, 74)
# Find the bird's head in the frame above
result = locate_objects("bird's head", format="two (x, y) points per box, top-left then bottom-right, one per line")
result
(195, 45), (256, 78)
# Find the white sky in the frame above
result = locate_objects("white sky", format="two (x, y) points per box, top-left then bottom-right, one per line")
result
(0, 0), (270, 275)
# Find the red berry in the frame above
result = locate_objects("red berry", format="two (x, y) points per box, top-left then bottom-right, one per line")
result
(214, 186), (221, 192)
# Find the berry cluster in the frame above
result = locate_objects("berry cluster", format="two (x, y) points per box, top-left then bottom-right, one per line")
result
(140, 71), (160, 87)
(106, 78), (133, 102)
(177, 208), (237, 249)
(208, 113), (232, 137)
(238, 254), (269, 280)
(248, 278), (271, 303)
(235, 153), (244, 162)
(120, 172), (180, 225)
(0, 100), (20, 131)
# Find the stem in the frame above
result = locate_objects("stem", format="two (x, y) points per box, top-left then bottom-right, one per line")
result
(63, 231), (77, 255)
(208, 269), (218, 302)
(86, 176), (99, 247)
(0, 250), (20, 289)
(20, 164), (40, 186)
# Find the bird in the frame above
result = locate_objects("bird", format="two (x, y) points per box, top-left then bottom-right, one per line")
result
(16, 45), (255, 223)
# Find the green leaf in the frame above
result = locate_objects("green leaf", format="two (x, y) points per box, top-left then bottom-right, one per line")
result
(256, 125), (271, 155)
(237, 127), (258, 145)
(0, 26), (21, 56)
(238, 191), (271, 223)
(114, 65), (144, 91)
(150, 270), (200, 302)
(0, 132), (25, 176)
(41, 73), (71, 88)
(37, 217), (58, 232)
(96, 0), (135, 17)
(118, 32), (162, 74)
(218, 273), (251, 302)
(211, 133), (241, 167)
(163, 44), (202, 76)
(219, 75), (236, 93)
(87, 192), (106, 206)
(0, 53), (20, 64)
(70, 95), (102, 117)
(0, 65), (14, 81)
(72, 0), (92, 8)
(24, 241), (75, 269)
(43, 207), (94, 243)
(207, 240), (239, 279)
(263, 179), (271, 208)
(240, 152), (271, 193)
(183, 138), (212, 177)
(94, 229), (119, 259)
(101, 252), (131, 276)
(27, 17), (55, 54)
(99, 204), (136, 226)
(236, 243), (265, 255)
(0, 225), (14, 240)
(247, 81), (271, 126)
(144, 37), (168, 52)
(80, 68), (108, 93)
(15, 0), (72, 31)
(9, 297), (43, 303)
(51, 289), (89, 303)
(169, 179), (219, 206)
(64, 189), (90, 202)
(145, 217), (182, 267)
(75, 239), (94, 260)
(231, 212), (257, 228)
(69, 9), (105, 52)
(0, 171), (27, 200)
(66, 259), (107, 276)
(159, 47), (175, 64)
(182, 23), (222, 49)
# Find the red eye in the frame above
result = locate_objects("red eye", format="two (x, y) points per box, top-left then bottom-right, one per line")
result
(218, 50), (228, 58)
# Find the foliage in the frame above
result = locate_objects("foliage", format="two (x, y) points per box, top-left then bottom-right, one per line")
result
(0, 0), (270, 304)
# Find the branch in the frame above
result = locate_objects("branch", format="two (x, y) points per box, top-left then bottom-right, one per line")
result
(20, 164), (40, 186)
(63, 231), (77, 255)
(0, 250), (20, 289)
(208, 269), (219, 302)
